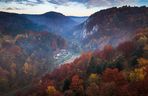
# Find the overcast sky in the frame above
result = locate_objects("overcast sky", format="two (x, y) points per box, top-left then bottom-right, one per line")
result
(0, 0), (147, 16)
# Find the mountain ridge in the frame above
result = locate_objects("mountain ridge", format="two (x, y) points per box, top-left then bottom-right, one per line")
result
(72, 6), (148, 50)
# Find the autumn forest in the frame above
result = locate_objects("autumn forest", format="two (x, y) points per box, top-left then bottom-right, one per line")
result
(0, 5), (148, 96)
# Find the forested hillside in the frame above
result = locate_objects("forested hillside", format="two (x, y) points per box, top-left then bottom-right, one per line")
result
(20, 28), (148, 96)
(73, 6), (148, 50)
(0, 31), (67, 95)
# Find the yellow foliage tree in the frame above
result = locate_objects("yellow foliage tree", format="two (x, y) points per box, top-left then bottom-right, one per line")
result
(129, 67), (146, 81)
(138, 58), (148, 66)
(88, 73), (100, 84)
(46, 86), (57, 96)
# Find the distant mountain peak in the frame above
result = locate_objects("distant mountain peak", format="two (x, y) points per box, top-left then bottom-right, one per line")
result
(43, 11), (65, 18)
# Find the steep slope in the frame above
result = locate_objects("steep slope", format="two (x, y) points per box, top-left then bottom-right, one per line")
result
(73, 6), (148, 50)
(0, 31), (67, 95)
(20, 28), (148, 96)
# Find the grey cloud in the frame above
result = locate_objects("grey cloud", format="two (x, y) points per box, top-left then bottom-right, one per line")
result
(0, 0), (138, 7)
(0, 0), (43, 5)
(46, 0), (138, 7)
(2, 7), (23, 10)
